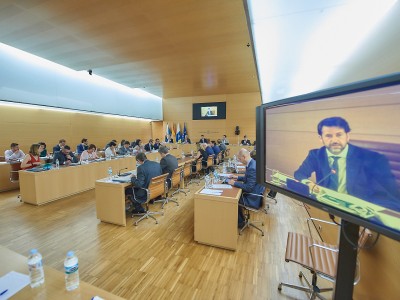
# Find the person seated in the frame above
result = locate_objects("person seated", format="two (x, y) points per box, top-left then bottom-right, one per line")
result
(153, 138), (161, 150)
(118, 140), (133, 155)
(125, 153), (163, 214)
(5, 143), (25, 162)
(104, 141), (117, 158)
(198, 135), (207, 143)
(227, 149), (265, 227)
(158, 145), (178, 187)
(183, 136), (191, 144)
(221, 135), (229, 145)
(38, 142), (48, 157)
(77, 138), (89, 154)
(80, 144), (99, 162)
(194, 143), (212, 173)
(165, 134), (174, 143)
(118, 139), (126, 151)
(130, 139), (137, 148)
(211, 141), (221, 156)
(133, 139), (145, 153)
(52, 145), (78, 166)
(21, 144), (43, 170)
(53, 139), (66, 153)
(250, 149), (256, 160)
(217, 139), (227, 151)
(240, 135), (252, 146)
(104, 139), (117, 151)
(205, 142), (215, 158)
(144, 139), (154, 152)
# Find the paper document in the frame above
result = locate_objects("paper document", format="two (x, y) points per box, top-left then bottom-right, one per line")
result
(218, 173), (232, 178)
(200, 189), (223, 196)
(0, 271), (30, 299)
(211, 184), (232, 189)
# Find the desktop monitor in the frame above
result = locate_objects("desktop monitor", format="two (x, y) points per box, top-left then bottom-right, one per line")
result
(256, 73), (400, 241)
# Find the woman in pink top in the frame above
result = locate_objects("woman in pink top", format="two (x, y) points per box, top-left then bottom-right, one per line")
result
(21, 144), (43, 170)
(80, 144), (99, 162)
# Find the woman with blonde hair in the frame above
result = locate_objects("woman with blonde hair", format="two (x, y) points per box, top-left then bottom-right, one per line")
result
(21, 143), (43, 170)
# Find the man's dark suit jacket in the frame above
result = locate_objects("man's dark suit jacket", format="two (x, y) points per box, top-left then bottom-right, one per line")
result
(241, 139), (251, 146)
(183, 139), (191, 144)
(153, 143), (160, 150)
(199, 138), (206, 143)
(165, 138), (174, 143)
(52, 151), (78, 165)
(234, 159), (265, 209)
(131, 160), (163, 202)
(76, 143), (88, 154)
(294, 144), (400, 210)
(160, 154), (179, 180)
(144, 143), (154, 152)
(53, 144), (61, 153)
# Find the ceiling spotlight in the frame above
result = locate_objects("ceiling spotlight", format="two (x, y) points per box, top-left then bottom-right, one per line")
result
(88, 69), (93, 75)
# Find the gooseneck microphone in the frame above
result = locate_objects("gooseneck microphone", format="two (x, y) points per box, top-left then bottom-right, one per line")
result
(311, 169), (336, 193)
(118, 167), (128, 176)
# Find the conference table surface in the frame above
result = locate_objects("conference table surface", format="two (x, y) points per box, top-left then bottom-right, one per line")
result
(0, 245), (124, 299)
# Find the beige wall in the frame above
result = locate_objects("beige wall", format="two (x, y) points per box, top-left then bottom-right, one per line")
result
(0, 105), (152, 153)
(162, 92), (261, 144)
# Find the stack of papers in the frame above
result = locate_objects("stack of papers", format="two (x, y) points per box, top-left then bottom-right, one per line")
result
(200, 189), (223, 196)
(0, 271), (30, 299)
(211, 184), (232, 189)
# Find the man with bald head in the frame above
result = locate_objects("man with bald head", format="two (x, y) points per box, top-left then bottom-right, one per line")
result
(228, 148), (265, 227)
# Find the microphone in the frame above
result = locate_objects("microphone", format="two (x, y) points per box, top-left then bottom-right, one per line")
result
(311, 169), (336, 193)
(118, 167), (128, 176)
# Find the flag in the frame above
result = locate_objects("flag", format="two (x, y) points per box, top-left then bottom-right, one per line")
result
(176, 123), (182, 143)
(183, 123), (188, 140)
(165, 123), (171, 142)
(171, 122), (176, 141)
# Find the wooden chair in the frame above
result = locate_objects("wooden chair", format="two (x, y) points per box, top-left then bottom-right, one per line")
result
(171, 165), (189, 197)
(155, 166), (183, 208)
(278, 218), (371, 299)
(180, 161), (192, 193)
(131, 173), (168, 226)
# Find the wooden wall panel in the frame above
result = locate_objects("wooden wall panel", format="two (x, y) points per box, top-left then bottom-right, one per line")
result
(163, 92), (261, 143)
(0, 106), (152, 153)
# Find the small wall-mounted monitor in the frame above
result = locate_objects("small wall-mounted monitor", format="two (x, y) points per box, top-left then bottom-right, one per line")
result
(193, 102), (226, 120)
(256, 73), (400, 241)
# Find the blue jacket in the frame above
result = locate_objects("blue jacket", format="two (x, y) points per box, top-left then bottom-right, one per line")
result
(76, 143), (87, 154)
(234, 159), (265, 209)
(205, 146), (215, 158)
(294, 144), (400, 210)
(212, 145), (221, 155)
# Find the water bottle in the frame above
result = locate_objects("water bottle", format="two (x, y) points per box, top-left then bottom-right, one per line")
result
(181, 151), (185, 159)
(222, 162), (227, 173)
(55, 159), (60, 169)
(28, 249), (45, 288)
(108, 166), (113, 180)
(64, 251), (79, 291)
(155, 156), (159, 162)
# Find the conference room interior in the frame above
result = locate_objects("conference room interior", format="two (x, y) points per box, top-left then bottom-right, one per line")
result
(1, 1), (400, 299)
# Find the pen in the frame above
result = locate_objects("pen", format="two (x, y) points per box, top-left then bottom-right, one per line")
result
(0, 289), (8, 296)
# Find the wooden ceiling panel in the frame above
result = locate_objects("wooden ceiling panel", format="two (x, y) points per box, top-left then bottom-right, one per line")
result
(0, 0), (259, 98)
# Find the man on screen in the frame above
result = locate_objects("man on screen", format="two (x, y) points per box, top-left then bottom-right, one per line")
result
(294, 116), (400, 210)
(205, 107), (213, 116)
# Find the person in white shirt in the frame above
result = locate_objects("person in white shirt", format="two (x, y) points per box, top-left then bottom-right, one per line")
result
(105, 141), (117, 158)
(221, 135), (229, 145)
(4, 143), (25, 162)
(80, 144), (99, 162)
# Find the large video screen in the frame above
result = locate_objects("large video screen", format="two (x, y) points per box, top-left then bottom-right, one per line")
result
(193, 102), (226, 120)
(259, 74), (400, 241)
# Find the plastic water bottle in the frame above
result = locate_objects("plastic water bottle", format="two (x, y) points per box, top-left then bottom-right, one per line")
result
(64, 251), (79, 291)
(55, 159), (60, 169)
(108, 166), (113, 180)
(181, 151), (185, 159)
(28, 249), (45, 288)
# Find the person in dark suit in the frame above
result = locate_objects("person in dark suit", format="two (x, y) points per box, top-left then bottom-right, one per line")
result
(76, 138), (88, 154)
(144, 139), (154, 152)
(53, 139), (66, 153)
(52, 145), (78, 165)
(158, 145), (178, 188)
(240, 135), (251, 146)
(199, 135), (207, 143)
(127, 153), (163, 213)
(294, 116), (400, 210)
(153, 138), (161, 150)
(228, 148), (265, 227)
(183, 136), (191, 144)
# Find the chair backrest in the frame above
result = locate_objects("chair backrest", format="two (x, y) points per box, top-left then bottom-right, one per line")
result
(10, 162), (22, 182)
(206, 156), (213, 167)
(0, 156), (5, 162)
(148, 173), (168, 200)
(183, 161), (192, 178)
(171, 166), (184, 188)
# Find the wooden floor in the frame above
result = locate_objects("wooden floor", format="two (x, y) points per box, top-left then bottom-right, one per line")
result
(0, 183), (332, 300)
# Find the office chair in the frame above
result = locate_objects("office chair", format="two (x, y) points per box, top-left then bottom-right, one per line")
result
(9, 162), (22, 201)
(171, 165), (189, 197)
(278, 218), (370, 300)
(155, 166), (183, 208)
(131, 173), (168, 226)
(238, 189), (269, 236)
(188, 159), (202, 185)
(180, 161), (192, 193)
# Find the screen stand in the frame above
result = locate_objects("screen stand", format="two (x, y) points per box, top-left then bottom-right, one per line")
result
(333, 220), (359, 300)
